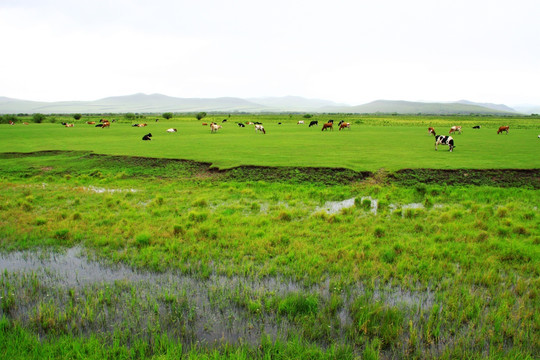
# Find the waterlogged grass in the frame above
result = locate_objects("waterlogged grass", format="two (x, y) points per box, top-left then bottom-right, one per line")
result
(0, 152), (538, 359)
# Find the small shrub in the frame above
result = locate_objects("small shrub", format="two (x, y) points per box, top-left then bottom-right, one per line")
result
(135, 233), (151, 247)
(373, 226), (385, 238)
(381, 248), (396, 264)
(362, 199), (372, 210)
(496, 207), (508, 218)
(415, 183), (427, 196)
(173, 225), (184, 236)
(514, 226), (529, 235)
(476, 231), (489, 242)
(188, 211), (208, 222)
(250, 202), (261, 212)
(54, 229), (70, 240)
(32, 113), (46, 123)
(192, 198), (208, 207)
(277, 211), (292, 221)
(278, 293), (318, 317)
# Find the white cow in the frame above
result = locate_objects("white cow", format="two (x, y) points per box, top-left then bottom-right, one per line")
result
(255, 124), (266, 134)
(210, 123), (222, 133)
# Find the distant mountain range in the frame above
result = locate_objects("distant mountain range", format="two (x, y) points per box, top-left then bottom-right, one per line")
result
(0, 93), (529, 115)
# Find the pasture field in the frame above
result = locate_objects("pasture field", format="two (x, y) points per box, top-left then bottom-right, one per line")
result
(0, 114), (539, 359)
(0, 114), (539, 171)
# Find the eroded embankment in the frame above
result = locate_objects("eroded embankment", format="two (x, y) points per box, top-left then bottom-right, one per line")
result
(1, 150), (539, 187)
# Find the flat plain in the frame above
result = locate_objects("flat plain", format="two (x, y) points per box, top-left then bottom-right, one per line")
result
(0, 114), (538, 359)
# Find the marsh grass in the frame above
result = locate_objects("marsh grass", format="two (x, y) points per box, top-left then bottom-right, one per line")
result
(0, 150), (538, 358)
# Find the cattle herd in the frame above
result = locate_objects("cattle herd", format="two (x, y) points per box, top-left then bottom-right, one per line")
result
(10, 118), (523, 151)
(427, 125), (512, 152)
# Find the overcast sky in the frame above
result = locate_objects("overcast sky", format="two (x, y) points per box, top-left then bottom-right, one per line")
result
(1, 0), (539, 105)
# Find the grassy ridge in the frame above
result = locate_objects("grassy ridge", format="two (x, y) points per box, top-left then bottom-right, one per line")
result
(0, 152), (538, 359)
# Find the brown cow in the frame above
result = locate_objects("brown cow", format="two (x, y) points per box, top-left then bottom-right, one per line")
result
(322, 123), (333, 131)
(449, 126), (462, 134)
(497, 126), (509, 134)
(428, 127), (435, 135)
(339, 122), (350, 131)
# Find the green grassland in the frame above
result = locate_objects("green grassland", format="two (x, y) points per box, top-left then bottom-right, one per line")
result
(1, 114), (539, 171)
(0, 114), (539, 359)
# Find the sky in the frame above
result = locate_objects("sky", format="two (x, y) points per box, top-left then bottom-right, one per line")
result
(1, 0), (539, 106)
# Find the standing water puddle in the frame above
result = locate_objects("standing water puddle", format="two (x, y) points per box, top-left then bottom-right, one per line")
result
(316, 196), (379, 215)
(0, 248), (434, 349)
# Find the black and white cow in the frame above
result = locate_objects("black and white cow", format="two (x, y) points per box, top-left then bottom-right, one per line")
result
(472, 125), (481, 129)
(237, 123), (245, 127)
(308, 120), (318, 127)
(142, 133), (152, 141)
(435, 134), (454, 152)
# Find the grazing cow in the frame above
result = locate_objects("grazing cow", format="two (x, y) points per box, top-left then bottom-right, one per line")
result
(166, 128), (177, 133)
(472, 125), (481, 129)
(210, 123), (222, 133)
(87, 121), (96, 125)
(434, 133), (455, 152)
(23, 122), (29, 125)
(137, 123), (147, 127)
(237, 123), (245, 127)
(95, 124), (104, 128)
(246, 121), (254, 125)
(338, 120), (344, 126)
(101, 122), (110, 128)
(8, 120), (14, 125)
(449, 126), (462, 134)
(132, 124), (139, 127)
(142, 133), (152, 140)
(297, 120), (304, 125)
(322, 122), (333, 131)
(328, 119), (334, 123)
(497, 126), (509, 134)
(202, 123), (208, 126)
(255, 124), (266, 134)
(339, 122), (351, 131)
(65, 123), (74, 127)
(222, 119), (227, 123)
(309, 120), (318, 127)
(428, 127), (435, 135)
(278, 122), (282, 125)
(61, 122), (67, 126)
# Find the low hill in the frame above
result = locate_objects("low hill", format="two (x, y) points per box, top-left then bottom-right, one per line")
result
(326, 100), (520, 115)
(0, 94), (267, 114)
(0, 94), (525, 115)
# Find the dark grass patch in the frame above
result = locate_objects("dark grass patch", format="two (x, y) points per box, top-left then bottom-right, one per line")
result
(389, 168), (540, 188)
(2, 151), (538, 187)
